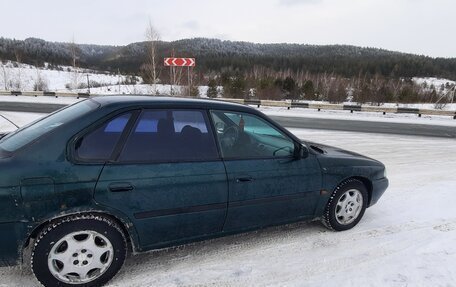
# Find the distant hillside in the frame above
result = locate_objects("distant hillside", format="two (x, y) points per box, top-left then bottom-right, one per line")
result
(1, 37), (456, 80)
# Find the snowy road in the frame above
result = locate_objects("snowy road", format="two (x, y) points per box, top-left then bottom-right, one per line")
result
(1, 127), (455, 287)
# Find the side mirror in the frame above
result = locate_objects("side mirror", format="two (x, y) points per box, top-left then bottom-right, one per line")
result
(294, 144), (309, 159)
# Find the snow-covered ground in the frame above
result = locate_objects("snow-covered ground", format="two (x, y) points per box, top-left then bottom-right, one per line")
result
(0, 111), (45, 132)
(0, 61), (133, 91)
(259, 106), (456, 127)
(0, 61), (206, 95)
(0, 111), (455, 286)
(413, 77), (455, 92)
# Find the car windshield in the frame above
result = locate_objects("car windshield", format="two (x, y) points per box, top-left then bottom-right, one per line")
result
(0, 99), (99, 154)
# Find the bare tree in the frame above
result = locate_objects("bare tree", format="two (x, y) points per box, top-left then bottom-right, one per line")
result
(69, 36), (81, 89)
(145, 20), (161, 94)
(70, 37), (77, 68)
(34, 68), (49, 91)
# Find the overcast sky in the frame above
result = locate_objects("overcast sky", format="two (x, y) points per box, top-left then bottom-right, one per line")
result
(1, 0), (454, 58)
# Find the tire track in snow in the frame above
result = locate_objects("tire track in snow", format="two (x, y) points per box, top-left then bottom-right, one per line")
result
(107, 218), (454, 286)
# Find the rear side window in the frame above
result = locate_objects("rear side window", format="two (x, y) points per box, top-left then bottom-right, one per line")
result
(76, 113), (132, 161)
(118, 109), (218, 162)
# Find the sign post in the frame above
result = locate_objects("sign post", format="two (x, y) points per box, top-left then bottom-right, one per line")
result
(164, 58), (196, 97)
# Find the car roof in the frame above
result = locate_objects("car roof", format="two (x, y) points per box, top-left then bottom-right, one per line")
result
(90, 95), (254, 112)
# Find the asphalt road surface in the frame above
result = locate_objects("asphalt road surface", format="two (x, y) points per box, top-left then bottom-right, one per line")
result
(270, 116), (456, 139)
(0, 101), (454, 138)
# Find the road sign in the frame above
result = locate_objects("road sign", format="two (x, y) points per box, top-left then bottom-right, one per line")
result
(164, 57), (196, 67)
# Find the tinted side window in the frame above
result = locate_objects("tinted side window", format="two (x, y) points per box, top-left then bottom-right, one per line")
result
(211, 110), (295, 159)
(119, 110), (218, 162)
(76, 113), (132, 161)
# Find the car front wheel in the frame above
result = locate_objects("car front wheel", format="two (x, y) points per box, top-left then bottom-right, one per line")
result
(322, 179), (368, 231)
(31, 214), (127, 287)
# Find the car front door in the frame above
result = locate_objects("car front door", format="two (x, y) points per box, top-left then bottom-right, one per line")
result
(76, 109), (228, 249)
(210, 110), (322, 232)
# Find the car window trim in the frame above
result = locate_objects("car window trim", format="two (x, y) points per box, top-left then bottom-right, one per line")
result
(110, 110), (141, 162)
(205, 109), (224, 160)
(106, 157), (223, 165)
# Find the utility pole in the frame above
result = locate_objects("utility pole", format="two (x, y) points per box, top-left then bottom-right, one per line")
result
(170, 49), (174, 96)
(86, 74), (90, 94)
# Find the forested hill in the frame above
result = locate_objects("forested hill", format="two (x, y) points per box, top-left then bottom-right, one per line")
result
(1, 37), (456, 80)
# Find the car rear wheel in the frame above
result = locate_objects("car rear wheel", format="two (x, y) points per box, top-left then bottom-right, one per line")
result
(322, 179), (368, 231)
(31, 214), (126, 287)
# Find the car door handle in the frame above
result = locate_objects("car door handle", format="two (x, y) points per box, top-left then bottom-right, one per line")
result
(236, 176), (254, 183)
(108, 183), (134, 192)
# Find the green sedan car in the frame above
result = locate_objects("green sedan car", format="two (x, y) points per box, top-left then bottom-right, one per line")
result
(0, 96), (388, 286)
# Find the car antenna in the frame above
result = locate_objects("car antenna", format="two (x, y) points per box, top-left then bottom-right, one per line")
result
(0, 113), (20, 129)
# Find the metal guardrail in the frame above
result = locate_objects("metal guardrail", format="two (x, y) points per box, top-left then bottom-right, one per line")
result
(0, 91), (90, 98)
(223, 98), (456, 119)
(0, 91), (454, 119)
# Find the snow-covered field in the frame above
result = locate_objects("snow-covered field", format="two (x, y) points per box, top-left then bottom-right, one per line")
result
(0, 111), (455, 286)
(259, 106), (456, 127)
(413, 77), (455, 92)
(0, 62), (132, 91)
(0, 61), (206, 95)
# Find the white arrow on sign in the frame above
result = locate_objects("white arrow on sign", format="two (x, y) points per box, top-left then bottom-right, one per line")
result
(164, 57), (196, 67)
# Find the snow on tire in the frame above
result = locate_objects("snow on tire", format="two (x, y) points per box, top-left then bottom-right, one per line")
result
(322, 179), (368, 231)
(31, 214), (127, 287)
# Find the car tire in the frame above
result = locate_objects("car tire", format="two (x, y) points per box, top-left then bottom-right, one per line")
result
(322, 179), (368, 231)
(31, 214), (127, 287)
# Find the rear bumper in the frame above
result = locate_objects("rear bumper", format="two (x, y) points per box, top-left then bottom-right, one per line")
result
(0, 221), (27, 267)
(369, 177), (389, 207)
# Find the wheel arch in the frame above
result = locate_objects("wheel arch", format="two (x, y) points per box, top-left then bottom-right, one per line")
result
(321, 176), (372, 231)
(23, 210), (140, 255)
(349, 176), (373, 206)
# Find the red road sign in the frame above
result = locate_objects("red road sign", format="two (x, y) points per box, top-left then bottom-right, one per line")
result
(164, 57), (196, 67)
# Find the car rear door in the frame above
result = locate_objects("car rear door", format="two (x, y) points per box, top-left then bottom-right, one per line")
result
(210, 110), (322, 232)
(76, 109), (228, 249)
